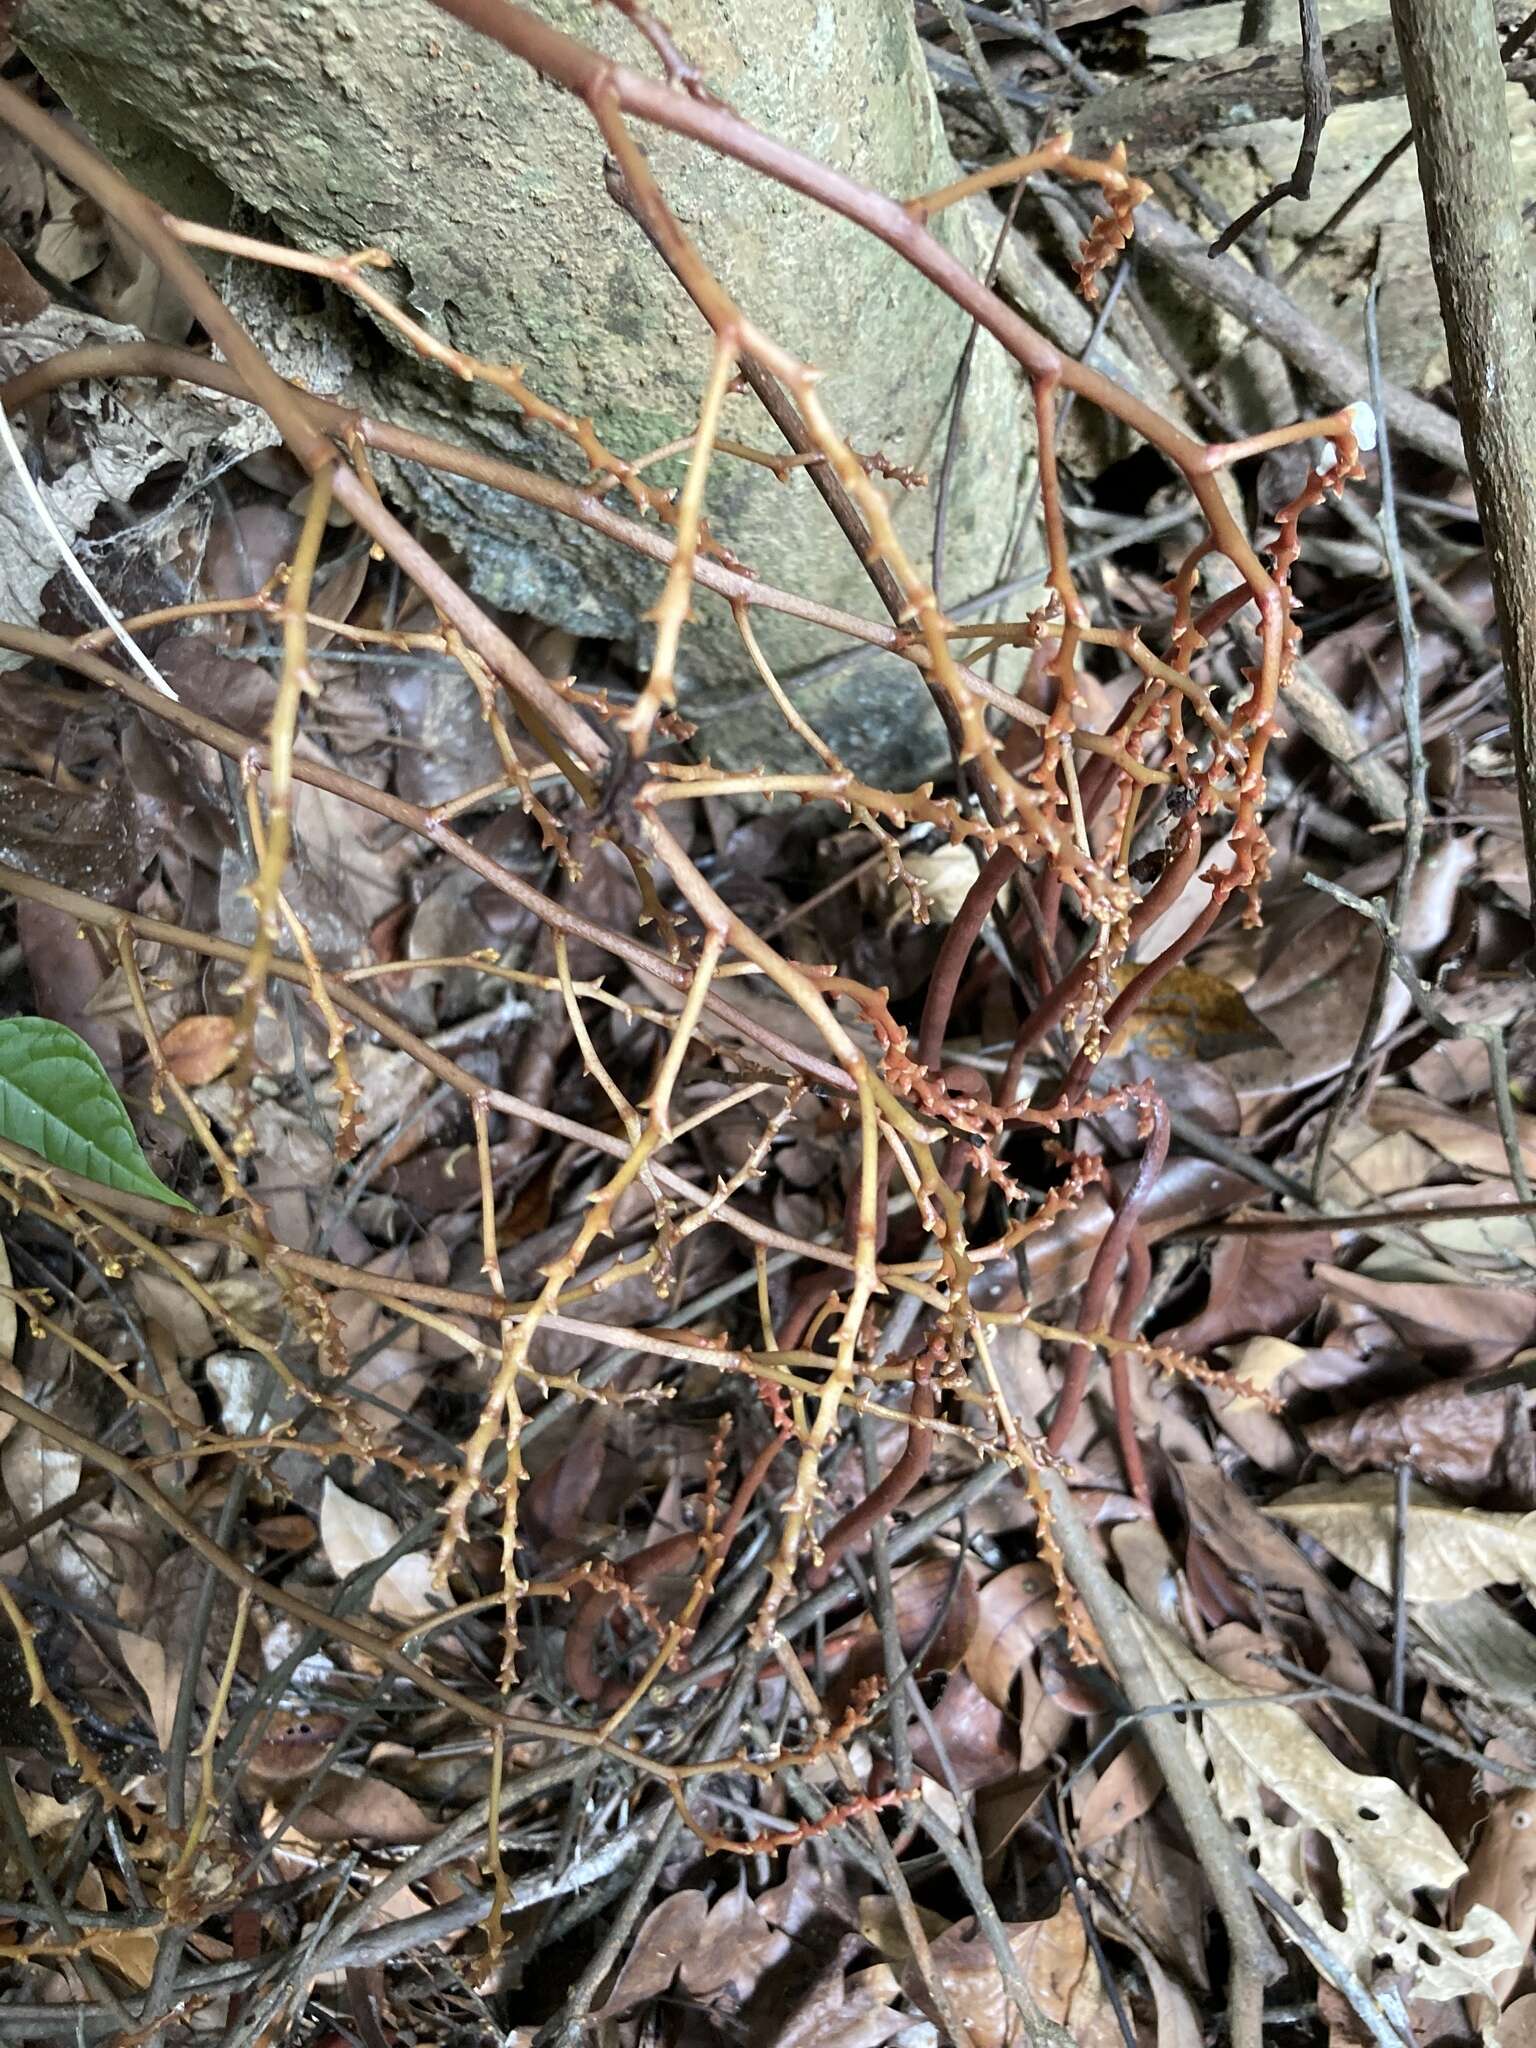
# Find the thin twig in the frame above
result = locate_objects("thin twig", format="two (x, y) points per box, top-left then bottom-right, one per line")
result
(1390, 1469), (1411, 1721)
(1209, 0), (1332, 256)
(1309, 279), (1427, 1202)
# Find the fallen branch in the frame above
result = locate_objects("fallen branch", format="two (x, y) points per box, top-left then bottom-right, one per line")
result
(1037, 1468), (1283, 2048)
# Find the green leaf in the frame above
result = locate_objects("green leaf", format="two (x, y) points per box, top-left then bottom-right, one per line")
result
(0, 1017), (193, 1209)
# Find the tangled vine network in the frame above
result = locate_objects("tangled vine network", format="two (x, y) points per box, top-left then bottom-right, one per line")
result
(0, 1), (1382, 2041)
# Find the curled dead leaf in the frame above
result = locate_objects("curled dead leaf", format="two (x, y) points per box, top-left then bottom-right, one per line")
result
(1164, 1227), (1331, 1356)
(298, 1773), (438, 1846)
(597, 1887), (792, 2019)
(1074, 1743), (1164, 1852)
(966, 1562), (1066, 1714)
(161, 1012), (239, 1086)
(1314, 1261), (1536, 1369)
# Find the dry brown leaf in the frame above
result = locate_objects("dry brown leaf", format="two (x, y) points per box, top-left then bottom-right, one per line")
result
(1310, 1114), (1437, 1208)
(161, 1012), (239, 1086)
(301, 1773), (438, 1846)
(1370, 1091), (1536, 1181)
(130, 1265), (214, 1362)
(1074, 1744), (1164, 1852)
(1164, 1227), (1331, 1355)
(1305, 1379), (1514, 1496)
(1217, 1335), (1307, 1414)
(319, 1479), (442, 1623)
(1367, 1189), (1536, 1276)
(903, 1900), (1122, 2048)
(1314, 1261), (1536, 1368)
(1176, 1460), (1341, 1607)
(118, 1631), (179, 1753)
(13, 1784), (85, 1841)
(1090, 1827), (1209, 1993)
(966, 1561), (1063, 1713)
(0, 1417), (79, 1530)
(827, 1556), (978, 1712)
(35, 171), (105, 284)
(1206, 1334), (1307, 1472)
(1129, 1609), (1523, 2004)
(73, 1869), (158, 1988)
(1220, 837), (1475, 1099)
(909, 1672), (1020, 1794)
(137, 1327), (202, 1497)
(1269, 1474), (1536, 1603)
(597, 1888), (791, 2019)
(674, 1885), (792, 2001)
(1108, 963), (1275, 1063)
(118, 1548), (237, 1752)
(774, 1968), (910, 2048)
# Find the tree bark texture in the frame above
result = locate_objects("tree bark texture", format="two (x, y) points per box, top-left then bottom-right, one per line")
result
(17, 0), (1037, 781)
(1389, 0), (1536, 910)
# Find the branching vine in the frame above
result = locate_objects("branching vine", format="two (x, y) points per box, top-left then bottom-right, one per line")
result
(0, 9), (1379, 2042)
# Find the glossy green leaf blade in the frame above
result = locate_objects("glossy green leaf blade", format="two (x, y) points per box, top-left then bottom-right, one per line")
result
(0, 1017), (193, 1209)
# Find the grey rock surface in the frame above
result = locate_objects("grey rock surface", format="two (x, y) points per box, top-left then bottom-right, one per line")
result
(19, 0), (1037, 782)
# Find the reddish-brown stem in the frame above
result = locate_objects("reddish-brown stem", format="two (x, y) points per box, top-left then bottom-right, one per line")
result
(1046, 1094), (1170, 1456)
(1000, 823), (1203, 1103)
(1107, 1230), (1153, 1508)
(916, 850), (1018, 1073)
(804, 1349), (937, 1592)
(566, 1425), (787, 1702)
(1060, 888), (1224, 1107)
(564, 1534), (698, 1703)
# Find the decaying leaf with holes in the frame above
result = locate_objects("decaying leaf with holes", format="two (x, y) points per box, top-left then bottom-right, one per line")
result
(1125, 1608), (1524, 2007)
(1454, 1788), (1536, 2018)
